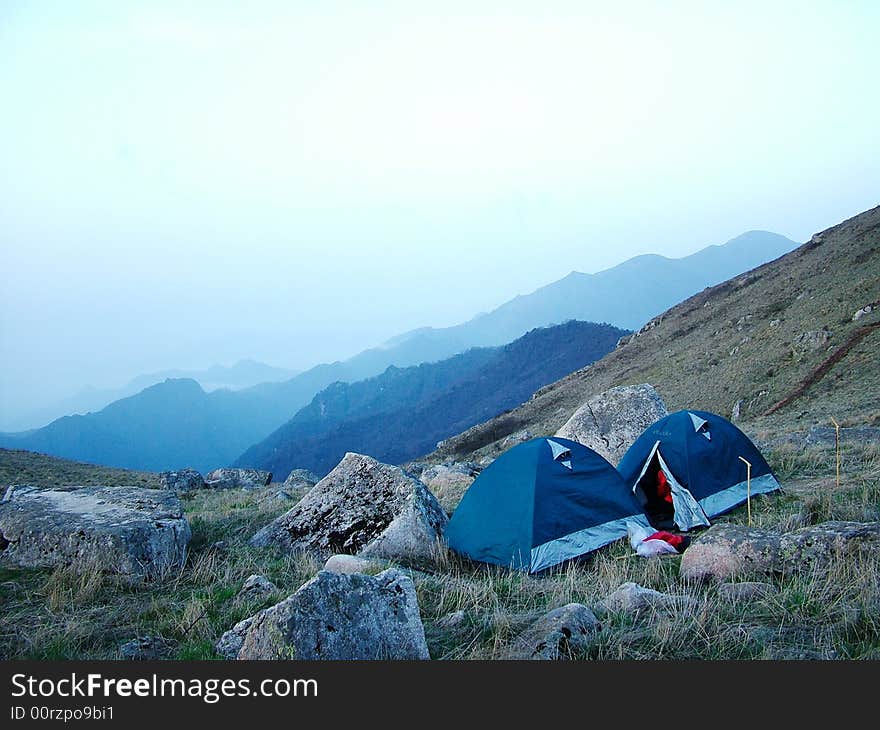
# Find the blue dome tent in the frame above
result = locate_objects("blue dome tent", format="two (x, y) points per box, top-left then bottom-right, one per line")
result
(616, 410), (781, 531)
(444, 437), (648, 573)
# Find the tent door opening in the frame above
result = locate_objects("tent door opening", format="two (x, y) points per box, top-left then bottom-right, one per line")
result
(632, 442), (711, 532)
(633, 453), (676, 530)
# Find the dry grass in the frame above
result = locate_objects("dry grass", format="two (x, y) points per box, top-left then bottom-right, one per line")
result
(1, 439), (878, 661)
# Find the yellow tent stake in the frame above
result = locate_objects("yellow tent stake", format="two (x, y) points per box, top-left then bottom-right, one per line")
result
(738, 456), (752, 526)
(831, 416), (841, 489)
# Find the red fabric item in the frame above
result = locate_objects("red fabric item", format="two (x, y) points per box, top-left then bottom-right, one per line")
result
(656, 469), (673, 504)
(645, 531), (685, 550)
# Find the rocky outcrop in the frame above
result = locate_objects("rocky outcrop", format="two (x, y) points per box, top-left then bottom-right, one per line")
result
(236, 569), (430, 660)
(323, 554), (382, 575)
(159, 468), (205, 493)
(250, 453), (447, 565)
(680, 521), (880, 581)
(555, 384), (668, 464)
(0, 485), (190, 580)
(505, 604), (600, 660)
(205, 468), (272, 490)
(238, 574), (277, 599)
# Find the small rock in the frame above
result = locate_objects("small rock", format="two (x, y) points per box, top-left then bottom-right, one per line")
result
(237, 569), (429, 660)
(119, 636), (174, 660)
(732, 399), (744, 421)
(159, 468), (205, 493)
(769, 319), (781, 328)
(437, 610), (467, 629)
(852, 303), (875, 321)
(718, 581), (777, 602)
(323, 554), (381, 575)
(794, 329), (832, 351)
(555, 384), (668, 465)
(205, 468), (272, 490)
(282, 469), (320, 491)
(238, 574), (277, 598)
(500, 429), (535, 449)
(602, 582), (690, 614)
(505, 604), (600, 660)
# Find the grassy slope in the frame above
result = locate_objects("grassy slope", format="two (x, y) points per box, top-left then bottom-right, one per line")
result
(427, 206), (880, 465)
(1, 441), (879, 660)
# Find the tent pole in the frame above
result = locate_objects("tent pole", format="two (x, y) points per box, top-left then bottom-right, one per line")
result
(831, 416), (841, 489)
(738, 456), (752, 526)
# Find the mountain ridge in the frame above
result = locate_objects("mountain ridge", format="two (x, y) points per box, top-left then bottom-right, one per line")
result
(424, 207), (880, 465)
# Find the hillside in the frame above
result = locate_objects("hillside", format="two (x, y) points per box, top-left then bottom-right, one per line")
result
(428, 206), (880, 464)
(0, 448), (160, 489)
(237, 321), (627, 478)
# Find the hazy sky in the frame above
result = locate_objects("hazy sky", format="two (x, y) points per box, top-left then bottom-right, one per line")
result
(1, 1), (879, 422)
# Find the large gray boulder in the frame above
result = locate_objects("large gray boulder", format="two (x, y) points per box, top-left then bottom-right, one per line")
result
(555, 384), (668, 464)
(0, 485), (190, 580)
(504, 604), (600, 660)
(249, 453), (448, 565)
(205, 468), (272, 490)
(679, 525), (780, 581)
(159, 468), (205, 494)
(236, 569), (430, 660)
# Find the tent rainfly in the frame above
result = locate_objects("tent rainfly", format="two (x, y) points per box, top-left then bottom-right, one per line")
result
(616, 410), (781, 531)
(444, 437), (649, 573)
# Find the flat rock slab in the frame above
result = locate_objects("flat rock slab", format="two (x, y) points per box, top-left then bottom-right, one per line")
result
(237, 569), (430, 660)
(205, 468), (272, 490)
(718, 581), (778, 602)
(680, 521), (880, 581)
(778, 521), (880, 572)
(679, 525), (781, 581)
(250, 453), (448, 565)
(555, 384), (667, 465)
(0, 485), (190, 579)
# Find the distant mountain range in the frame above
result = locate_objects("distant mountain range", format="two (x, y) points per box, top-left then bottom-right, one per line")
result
(1, 229), (799, 472)
(235, 321), (627, 478)
(427, 207), (880, 465)
(4, 359), (298, 432)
